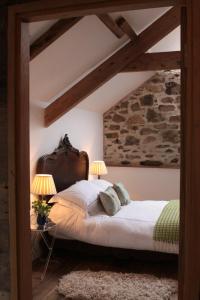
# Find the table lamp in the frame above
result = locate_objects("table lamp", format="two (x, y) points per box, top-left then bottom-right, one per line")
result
(31, 174), (57, 200)
(90, 161), (108, 179)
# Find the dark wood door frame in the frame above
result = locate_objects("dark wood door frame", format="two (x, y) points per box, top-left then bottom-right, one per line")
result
(179, 1), (200, 299)
(7, 0), (200, 299)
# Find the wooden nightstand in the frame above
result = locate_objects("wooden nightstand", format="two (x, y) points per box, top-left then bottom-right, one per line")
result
(31, 222), (57, 280)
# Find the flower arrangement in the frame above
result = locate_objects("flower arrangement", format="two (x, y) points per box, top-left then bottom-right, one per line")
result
(32, 200), (51, 216)
(32, 200), (52, 226)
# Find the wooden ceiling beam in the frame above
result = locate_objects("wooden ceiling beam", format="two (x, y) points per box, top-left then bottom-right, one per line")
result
(117, 17), (138, 41)
(45, 7), (180, 127)
(19, 1), (181, 22)
(122, 51), (181, 72)
(97, 14), (124, 38)
(30, 17), (83, 60)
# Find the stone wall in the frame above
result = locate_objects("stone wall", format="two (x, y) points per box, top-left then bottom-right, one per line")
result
(104, 71), (180, 168)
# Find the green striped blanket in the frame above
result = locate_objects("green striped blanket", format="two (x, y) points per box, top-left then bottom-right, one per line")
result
(153, 200), (179, 244)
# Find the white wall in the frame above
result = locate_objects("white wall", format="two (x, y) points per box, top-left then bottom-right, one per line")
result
(30, 100), (180, 201)
(30, 100), (104, 260)
(29, 9), (180, 200)
(104, 167), (180, 200)
(30, 105), (103, 181)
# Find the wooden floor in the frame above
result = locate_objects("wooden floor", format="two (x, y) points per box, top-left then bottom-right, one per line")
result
(32, 252), (77, 300)
(32, 249), (178, 300)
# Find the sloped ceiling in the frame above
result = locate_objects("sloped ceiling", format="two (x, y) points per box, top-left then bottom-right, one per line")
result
(29, 7), (180, 115)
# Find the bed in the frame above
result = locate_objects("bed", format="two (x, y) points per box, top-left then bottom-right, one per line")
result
(37, 135), (179, 257)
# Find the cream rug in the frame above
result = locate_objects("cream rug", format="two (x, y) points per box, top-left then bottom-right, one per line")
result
(58, 270), (177, 300)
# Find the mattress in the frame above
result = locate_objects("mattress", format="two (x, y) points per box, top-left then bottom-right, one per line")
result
(49, 200), (179, 254)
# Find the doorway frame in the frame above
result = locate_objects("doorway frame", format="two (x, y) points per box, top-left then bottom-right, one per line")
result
(7, 0), (200, 299)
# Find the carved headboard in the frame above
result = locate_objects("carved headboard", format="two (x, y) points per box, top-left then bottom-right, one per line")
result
(36, 135), (89, 192)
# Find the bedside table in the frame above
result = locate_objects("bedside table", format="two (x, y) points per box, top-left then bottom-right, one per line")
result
(31, 222), (57, 280)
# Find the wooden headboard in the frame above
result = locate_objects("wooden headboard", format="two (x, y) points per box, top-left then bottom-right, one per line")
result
(36, 135), (89, 192)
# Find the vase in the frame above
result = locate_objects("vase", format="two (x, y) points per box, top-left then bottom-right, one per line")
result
(37, 214), (47, 226)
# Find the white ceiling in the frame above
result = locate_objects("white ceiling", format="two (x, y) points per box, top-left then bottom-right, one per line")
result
(29, 7), (180, 115)
(77, 72), (154, 113)
(111, 7), (170, 34)
(29, 20), (58, 44)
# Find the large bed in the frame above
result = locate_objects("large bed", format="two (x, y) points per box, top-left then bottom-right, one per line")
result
(37, 135), (179, 256)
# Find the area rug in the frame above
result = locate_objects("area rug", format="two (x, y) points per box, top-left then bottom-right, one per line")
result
(58, 270), (178, 300)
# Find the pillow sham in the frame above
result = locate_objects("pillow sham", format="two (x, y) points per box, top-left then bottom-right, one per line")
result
(99, 186), (121, 216)
(49, 200), (86, 218)
(49, 180), (107, 216)
(113, 182), (131, 206)
(91, 179), (112, 190)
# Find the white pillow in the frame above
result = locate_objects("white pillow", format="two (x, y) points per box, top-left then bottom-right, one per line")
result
(91, 179), (113, 190)
(50, 197), (87, 217)
(49, 180), (105, 216)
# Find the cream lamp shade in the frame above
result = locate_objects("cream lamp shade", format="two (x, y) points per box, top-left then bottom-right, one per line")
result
(90, 161), (108, 179)
(31, 174), (57, 196)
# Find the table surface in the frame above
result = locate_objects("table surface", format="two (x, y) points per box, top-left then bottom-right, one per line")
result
(31, 221), (56, 232)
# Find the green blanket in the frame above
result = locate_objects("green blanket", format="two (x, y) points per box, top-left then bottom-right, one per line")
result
(153, 200), (179, 244)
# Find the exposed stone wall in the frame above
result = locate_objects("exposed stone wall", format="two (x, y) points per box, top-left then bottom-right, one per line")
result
(104, 71), (180, 168)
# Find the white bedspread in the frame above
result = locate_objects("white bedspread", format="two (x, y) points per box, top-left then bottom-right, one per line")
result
(49, 200), (179, 254)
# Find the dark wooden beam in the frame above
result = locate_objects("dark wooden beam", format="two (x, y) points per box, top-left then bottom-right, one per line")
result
(97, 14), (124, 38)
(117, 17), (138, 41)
(45, 7), (180, 126)
(30, 17), (82, 60)
(122, 51), (181, 71)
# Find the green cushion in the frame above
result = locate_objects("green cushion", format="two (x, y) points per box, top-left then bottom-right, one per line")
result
(99, 187), (121, 216)
(113, 182), (131, 206)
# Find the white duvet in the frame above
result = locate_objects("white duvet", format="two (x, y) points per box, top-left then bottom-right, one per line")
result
(49, 200), (179, 254)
